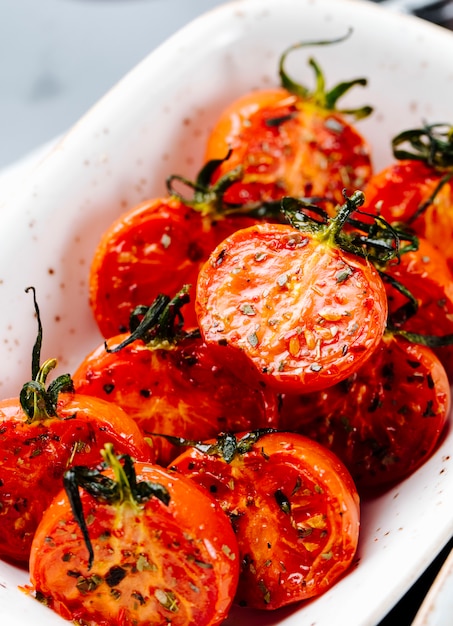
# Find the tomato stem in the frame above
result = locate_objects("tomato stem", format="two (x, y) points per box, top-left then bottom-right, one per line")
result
(63, 444), (170, 570)
(278, 32), (373, 120)
(166, 154), (247, 217)
(281, 190), (401, 264)
(379, 271), (419, 327)
(105, 285), (200, 354)
(166, 154), (291, 220)
(322, 190), (365, 241)
(20, 287), (74, 423)
(162, 429), (277, 464)
(387, 327), (453, 348)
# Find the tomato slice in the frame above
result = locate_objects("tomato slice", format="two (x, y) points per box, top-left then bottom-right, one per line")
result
(205, 88), (372, 206)
(72, 333), (279, 465)
(29, 460), (239, 626)
(0, 392), (151, 565)
(170, 430), (360, 610)
(279, 333), (451, 490)
(195, 220), (388, 393)
(89, 196), (258, 338)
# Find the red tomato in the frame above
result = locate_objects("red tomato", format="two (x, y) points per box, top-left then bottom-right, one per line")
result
(382, 235), (453, 378)
(206, 90), (372, 206)
(170, 430), (360, 610)
(195, 195), (388, 394)
(29, 451), (239, 626)
(205, 40), (372, 206)
(72, 332), (279, 465)
(0, 391), (151, 566)
(89, 193), (259, 339)
(279, 333), (450, 490)
(0, 287), (153, 566)
(363, 160), (453, 265)
(362, 124), (453, 271)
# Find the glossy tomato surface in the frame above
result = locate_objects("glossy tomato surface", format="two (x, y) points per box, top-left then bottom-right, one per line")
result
(89, 196), (258, 338)
(280, 333), (451, 490)
(363, 159), (453, 271)
(29, 463), (239, 626)
(205, 88), (372, 206)
(73, 333), (279, 464)
(382, 235), (453, 379)
(170, 431), (360, 610)
(0, 392), (151, 565)
(196, 221), (388, 393)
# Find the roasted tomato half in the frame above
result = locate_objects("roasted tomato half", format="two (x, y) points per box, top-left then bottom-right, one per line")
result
(170, 430), (360, 610)
(205, 37), (373, 206)
(195, 192), (388, 394)
(29, 446), (239, 626)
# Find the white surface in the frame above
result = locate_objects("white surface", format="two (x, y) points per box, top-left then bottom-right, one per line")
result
(0, 1), (452, 625)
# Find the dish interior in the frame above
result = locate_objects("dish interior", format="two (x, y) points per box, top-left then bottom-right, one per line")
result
(0, 1), (452, 625)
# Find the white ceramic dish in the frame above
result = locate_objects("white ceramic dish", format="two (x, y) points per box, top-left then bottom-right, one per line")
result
(0, 0), (452, 624)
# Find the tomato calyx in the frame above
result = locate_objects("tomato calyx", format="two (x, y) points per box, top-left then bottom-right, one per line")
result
(391, 123), (453, 223)
(63, 443), (170, 569)
(392, 122), (453, 170)
(164, 429), (277, 464)
(282, 193), (425, 329)
(166, 154), (242, 217)
(166, 153), (285, 219)
(19, 287), (74, 424)
(281, 190), (401, 265)
(105, 285), (200, 354)
(278, 32), (373, 120)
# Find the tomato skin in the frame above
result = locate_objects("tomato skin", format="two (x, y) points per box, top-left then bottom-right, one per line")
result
(195, 222), (388, 394)
(170, 431), (360, 610)
(362, 159), (453, 271)
(72, 334), (279, 465)
(383, 236), (453, 379)
(29, 463), (239, 626)
(0, 393), (152, 566)
(279, 334), (450, 490)
(89, 196), (259, 338)
(205, 88), (372, 205)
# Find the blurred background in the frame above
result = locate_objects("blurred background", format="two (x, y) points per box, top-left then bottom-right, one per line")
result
(0, 0), (227, 169)
(1, 0), (452, 170)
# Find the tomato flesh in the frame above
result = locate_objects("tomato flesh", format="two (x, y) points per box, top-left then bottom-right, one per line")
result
(205, 89), (372, 205)
(196, 222), (388, 393)
(29, 464), (239, 626)
(171, 431), (360, 610)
